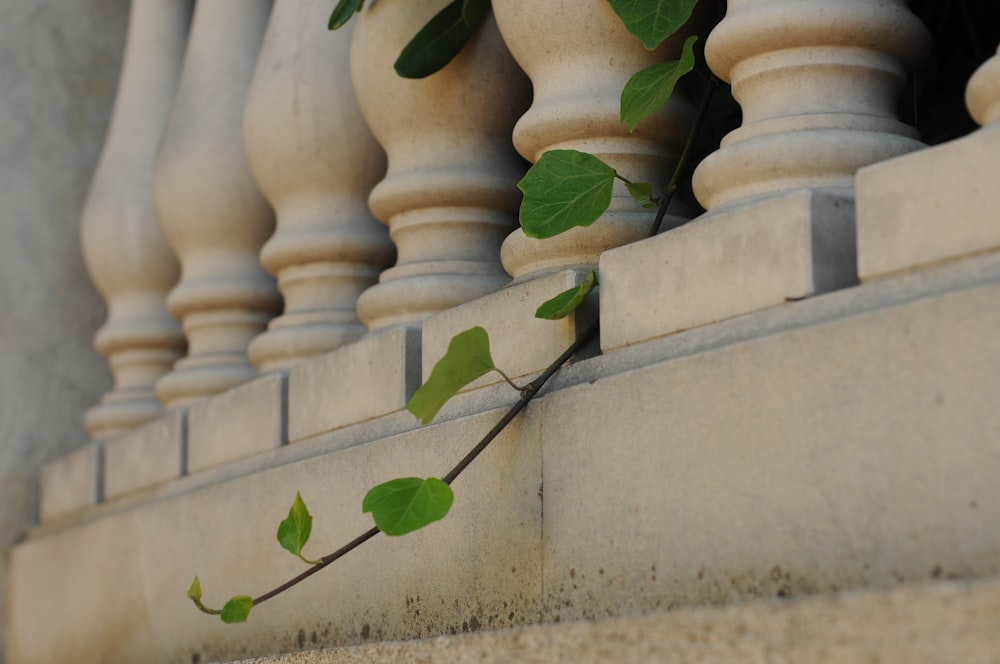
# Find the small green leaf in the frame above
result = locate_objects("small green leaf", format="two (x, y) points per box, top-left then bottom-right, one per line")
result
(407, 327), (496, 425)
(625, 181), (655, 207)
(394, 0), (488, 79)
(220, 596), (254, 624)
(607, 0), (700, 50)
(518, 150), (616, 239)
(328, 0), (364, 30)
(462, 0), (490, 26)
(535, 271), (599, 320)
(276, 492), (317, 563)
(187, 576), (203, 602)
(621, 35), (698, 131)
(363, 477), (455, 536)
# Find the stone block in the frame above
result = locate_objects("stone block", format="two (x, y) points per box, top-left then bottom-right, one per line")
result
(103, 409), (185, 500)
(187, 374), (285, 474)
(600, 189), (857, 351)
(287, 327), (421, 442)
(857, 125), (1000, 281)
(421, 270), (596, 390)
(39, 443), (101, 522)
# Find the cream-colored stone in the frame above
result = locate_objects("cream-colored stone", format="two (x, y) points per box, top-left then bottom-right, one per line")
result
(857, 46), (1000, 281)
(103, 409), (185, 500)
(600, 190), (857, 350)
(152, 0), (280, 409)
(350, 1), (530, 332)
(287, 328), (421, 442)
(80, 0), (190, 440)
(493, 0), (698, 281)
(187, 374), (284, 474)
(421, 270), (596, 389)
(8, 409), (542, 664)
(233, 578), (1000, 663)
(38, 443), (100, 523)
(244, 1), (392, 374)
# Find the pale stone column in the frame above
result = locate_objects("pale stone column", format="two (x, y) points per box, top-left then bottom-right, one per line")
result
(244, 1), (392, 373)
(493, 0), (698, 281)
(600, 0), (931, 351)
(153, 0), (279, 409)
(80, 0), (192, 439)
(351, 1), (531, 332)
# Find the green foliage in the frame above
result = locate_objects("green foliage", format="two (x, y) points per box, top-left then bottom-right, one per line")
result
(407, 326), (497, 424)
(624, 181), (655, 207)
(363, 477), (455, 536)
(328, 0), (364, 30)
(187, 576), (203, 602)
(607, 0), (700, 50)
(220, 596), (254, 624)
(394, 0), (490, 78)
(518, 150), (616, 239)
(535, 271), (599, 320)
(276, 492), (320, 565)
(620, 35), (698, 131)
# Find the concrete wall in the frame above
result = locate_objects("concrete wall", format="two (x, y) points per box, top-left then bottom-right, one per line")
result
(0, 0), (127, 658)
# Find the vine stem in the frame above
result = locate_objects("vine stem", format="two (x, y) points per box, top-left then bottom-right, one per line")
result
(251, 318), (599, 608)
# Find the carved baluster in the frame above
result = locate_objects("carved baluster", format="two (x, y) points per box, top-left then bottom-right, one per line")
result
(351, 1), (531, 331)
(152, 0), (279, 409)
(80, 0), (191, 439)
(493, 0), (698, 281)
(244, 1), (392, 373)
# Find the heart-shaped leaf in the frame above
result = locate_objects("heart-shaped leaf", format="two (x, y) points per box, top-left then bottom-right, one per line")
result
(328, 0), (364, 30)
(276, 492), (319, 564)
(408, 326), (497, 424)
(220, 596), (254, 624)
(621, 35), (698, 131)
(607, 0), (700, 50)
(187, 576), (203, 602)
(535, 271), (599, 320)
(518, 150), (616, 239)
(625, 181), (655, 207)
(394, 0), (489, 78)
(363, 477), (455, 536)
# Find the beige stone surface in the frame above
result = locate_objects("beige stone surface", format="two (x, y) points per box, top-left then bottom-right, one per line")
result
(188, 374), (285, 474)
(857, 125), (1000, 281)
(421, 270), (597, 389)
(233, 578), (1000, 663)
(600, 190), (857, 351)
(103, 409), (185, 499)
(287, 327), (421, 443)
(38, 443), (101, 523)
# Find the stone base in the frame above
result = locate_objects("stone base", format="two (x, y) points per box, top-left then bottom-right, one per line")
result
(39, 443), (101, 522)
(103, 409), (185, 501)
(857, 124), (1000, 280)
(600, 189), (857, 351)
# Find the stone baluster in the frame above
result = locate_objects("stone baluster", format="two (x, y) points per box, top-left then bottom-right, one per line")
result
(80, 0), (192, 440)
(351, 1), (531, 332)
(967, 46), (1000, 128)
(244, 1), (392, 374)
(493, 0), (698, 281)
(152, 0), (279, 409)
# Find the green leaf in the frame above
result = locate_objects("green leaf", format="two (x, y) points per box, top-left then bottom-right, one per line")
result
(187, 576), (202, 602)
(535, 271), (599, 320)
(328, 0), (364, 30)
(625, 181), (655, 207)
(394, 0), (488, 79)
(363, 477), (455, 536)
(620, 35), (698, 132)
(607, 0), (700, 50)
(276, 492), (317, 563)
(407, 326), (496, 425)
(462, 0), (490, 26)
(518, 150), (616, 239)
(220, 596), (254, 624)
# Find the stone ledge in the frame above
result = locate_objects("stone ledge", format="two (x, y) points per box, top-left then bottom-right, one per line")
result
(39, 442), (101, 522)
(103, 408), (185, 501)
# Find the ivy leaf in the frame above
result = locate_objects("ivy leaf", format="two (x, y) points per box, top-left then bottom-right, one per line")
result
(363, 477), (455, 536)
(220, 596), (254, 624)
(625, 181), (655, 207)
(518, 150), (616, 239)
(621, 35), (698, 132)
(187, 576), (203, 602)
(276, 492), (319, 564)
(394, 0), (488, 79)
(328, 0), (364, 30)
(607, 0), (700, 50)
(535, 271), (599, 320)
(407, 326), (497, 425)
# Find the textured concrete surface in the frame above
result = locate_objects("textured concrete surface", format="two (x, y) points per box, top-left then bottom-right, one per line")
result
(188, 374), (285, 474)
(103, 408), (185, 500)
(38, 443), (100, 522)
(600, 189), (857, 351)
(233, 577), (1000, 663)
(0, 0), (127, 658)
